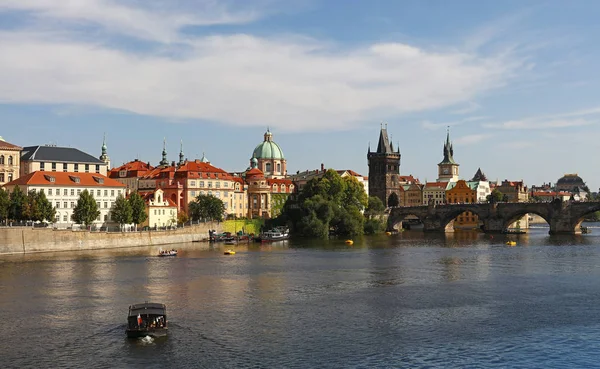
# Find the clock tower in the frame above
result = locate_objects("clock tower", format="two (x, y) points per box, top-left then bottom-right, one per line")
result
(368, 125), (401, 207)
(437, 128), (459, 182)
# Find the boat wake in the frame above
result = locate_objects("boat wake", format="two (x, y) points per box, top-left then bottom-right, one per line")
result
(139, 336), (155, 345)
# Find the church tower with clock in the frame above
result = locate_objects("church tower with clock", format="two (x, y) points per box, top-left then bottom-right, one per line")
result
(437, 128), (459, 182)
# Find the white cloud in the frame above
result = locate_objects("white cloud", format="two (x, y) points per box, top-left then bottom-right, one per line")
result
(454, 134), (491, 145)
(0, 1), (523, 132)
(483, 118), (593, 130)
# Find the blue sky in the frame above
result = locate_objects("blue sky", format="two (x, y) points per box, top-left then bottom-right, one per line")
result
(1, 0), (600, 191)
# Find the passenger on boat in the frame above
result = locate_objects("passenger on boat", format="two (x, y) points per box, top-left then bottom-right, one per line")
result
(137, 314), (142, 327)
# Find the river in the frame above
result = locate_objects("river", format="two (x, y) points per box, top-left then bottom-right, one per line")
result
(2, 226), (600, 368)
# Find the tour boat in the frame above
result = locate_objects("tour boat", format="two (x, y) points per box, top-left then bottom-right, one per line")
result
(126, 302), (168, 338)
(158, 249), (178, 257)
(224, 249), (236, 255)
(257, 228), (290, 242)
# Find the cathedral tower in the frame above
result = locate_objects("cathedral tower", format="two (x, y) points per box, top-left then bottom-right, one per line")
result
(437, 128), (459, 182)
(367, 125), (401, 207)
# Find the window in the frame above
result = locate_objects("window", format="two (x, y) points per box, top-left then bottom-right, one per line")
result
(104, 202), (107, 208)
(111, 190), (114, 196)
(55, 214), (59, 222)
(0, 155), (3, 164)
(191, 191), (196, 197)
(265, 163), (271, 172)
(95, 165), (100, 173)
(96, 202), (100, 208)
(56, 202), (60, 208)
(52, 162), (57, 171)
(0, 174), (3, 182)
(104, 190), (108, 196)
(277, 163), (281, 173)
(48, 189), (53, 195)
(71, 189), (75, 196)
(63, 163), (68, 172)
(216, 182), (220, 188)
(97, 190), (101, 197)
(8, 156), (13, 165)
(70, 202), (74, 208)
(77, 189), (81, 196)
(199, 181), (204, 187)
(63, 215), (68, 222)
(63, 189), (68, 196)
(162, 209), (165, 215)
(40, 162), (45, 171)
(85, 164), (89, 173)
(74, 164), (79, 172)
(208, 181), (212, 188)
(191, 181), (196, 187)
(63, 202), (67, 208)
(224, 182), (229, 188)
(104, 215), (108, 221)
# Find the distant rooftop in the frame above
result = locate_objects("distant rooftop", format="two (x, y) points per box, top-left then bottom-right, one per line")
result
(21, 145), (104, 164)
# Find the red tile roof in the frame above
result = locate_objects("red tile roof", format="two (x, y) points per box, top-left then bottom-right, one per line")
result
(0, 139), (21, 151)
(4, 171), (126, 187)
(245, 168), (264, 179)
(109, 159), (154, 178)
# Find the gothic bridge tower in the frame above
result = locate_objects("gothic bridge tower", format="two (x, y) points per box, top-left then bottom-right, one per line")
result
(368, 125), (401, 207)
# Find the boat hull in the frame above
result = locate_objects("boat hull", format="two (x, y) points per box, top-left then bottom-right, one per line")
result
(126, 327), (168, 338)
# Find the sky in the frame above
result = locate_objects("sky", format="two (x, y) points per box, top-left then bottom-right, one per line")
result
(1, 0), (600, 191)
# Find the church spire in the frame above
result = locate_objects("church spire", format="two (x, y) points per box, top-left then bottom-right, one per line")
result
(160, 138), (169, 167)
(178, 140), (185, 166)
(441, 126), (456, 164)
(99, 133), (110, 168)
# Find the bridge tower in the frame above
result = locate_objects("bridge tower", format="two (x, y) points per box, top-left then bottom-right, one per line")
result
(368, 124), (401, 207)
(437, 127), (459, 182)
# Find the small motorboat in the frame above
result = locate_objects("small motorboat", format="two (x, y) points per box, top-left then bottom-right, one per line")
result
(126, 302), (168, 338)
(224, 249), (236, 255)
(158, 249), (178, 257)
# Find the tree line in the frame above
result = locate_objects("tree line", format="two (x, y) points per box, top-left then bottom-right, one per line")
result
(276, 169), (386, 239)
(0, 186), (56, 224)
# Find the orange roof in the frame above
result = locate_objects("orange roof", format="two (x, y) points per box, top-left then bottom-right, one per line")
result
(424, 182), (447, 189)
(246, 168), (264, 179)
(267, 178), (293, 185)
(109, 159), (154, 178)
(0, 139), (21, 151)
(142, 192), (178, 207)
(4, 171), (126, 187)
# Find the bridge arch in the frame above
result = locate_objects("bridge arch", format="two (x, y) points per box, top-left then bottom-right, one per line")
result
(437, 206), (488, 231)
(501, 210), (550, 232)
(386, 208), (428, 231)
(569, 202), (600, 233)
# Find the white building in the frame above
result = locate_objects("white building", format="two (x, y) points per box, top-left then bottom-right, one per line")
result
(3, 171), (126, 228)
(141, 189), (178, 229)
(20, 145), (109, 177)
(423, 182), (451, 205)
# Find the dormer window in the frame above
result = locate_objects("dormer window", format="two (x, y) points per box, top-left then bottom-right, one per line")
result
(93, 176), (104, 184)
(69, 175), (80, 183)
(119, 170), (126, 177)
(44, 174), (56, 183)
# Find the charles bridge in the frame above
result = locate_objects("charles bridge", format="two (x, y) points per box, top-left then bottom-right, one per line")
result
(387, 199), (600, 234)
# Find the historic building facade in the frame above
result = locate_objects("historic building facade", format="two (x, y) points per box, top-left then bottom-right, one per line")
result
(140, 188), (178, 229)
(252, 129), (287, 179)
(3, 171), (126, 228)
(368, 126), (401, 207)
(20, 145), (108, 177)
(0, 136), (22, 186)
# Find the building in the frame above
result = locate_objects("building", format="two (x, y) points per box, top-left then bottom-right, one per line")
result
(140, 188), (178, 229)
(445, 179), (490, 230)
(555, 174), (589, 200)
(423, 181), (451, 205)
(20, 144), (109, 177)
(368, 126), (401, 207)
(437, 129), (459, 183)
(3, 171), (126, 228)
(289, 164), (368, 195)
(252, 129), (287, 179)
(109, 159), (154, 192)
(0, 136), (22, 186)
(496, 180), (529, 202)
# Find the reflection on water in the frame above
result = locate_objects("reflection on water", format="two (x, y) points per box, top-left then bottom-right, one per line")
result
(2, 229), (600, 368)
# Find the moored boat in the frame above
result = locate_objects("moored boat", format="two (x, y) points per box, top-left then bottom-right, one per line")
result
(258, 228), (290, 242)
(126, 302), (168, 338)
(158, 249), (178, 257)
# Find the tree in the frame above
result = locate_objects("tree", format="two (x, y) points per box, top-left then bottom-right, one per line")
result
(8, 185), (26, 221)
(111, 194), (132, 229)
(26, 190), (55, 222)
(72, 189), (100, 228)
(128, 192), (148, 230)
(387, 192), (399, 207)
(486, 189), (504, 203)
(177, 211), (189, 225)
(189, 194), (225, 222)
(365, 196), (385, 218)
(364, 196), (386, 235)
(0, 188), (9, 224)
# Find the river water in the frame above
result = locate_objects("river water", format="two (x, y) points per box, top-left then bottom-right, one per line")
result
(2, 227), (600, 368)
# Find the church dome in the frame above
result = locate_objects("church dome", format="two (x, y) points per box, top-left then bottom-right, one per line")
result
(252, 129), (285, 160)
(556, 173), (584, 186)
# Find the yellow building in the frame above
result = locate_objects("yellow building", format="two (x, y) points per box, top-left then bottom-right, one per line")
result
(0, 136), (21, 186)
(446, 180), (478, 229)
(141, 189), (178, 229)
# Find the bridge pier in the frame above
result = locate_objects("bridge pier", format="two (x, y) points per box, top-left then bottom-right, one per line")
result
(482, 218), (504, 233)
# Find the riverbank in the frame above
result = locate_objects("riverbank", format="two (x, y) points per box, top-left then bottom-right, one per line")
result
(0, 222), (222, 255)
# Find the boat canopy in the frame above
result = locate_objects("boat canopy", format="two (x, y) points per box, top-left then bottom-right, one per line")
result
(128, 302), (166, 317)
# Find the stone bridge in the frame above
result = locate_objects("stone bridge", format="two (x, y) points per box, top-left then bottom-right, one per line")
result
(387, 199), (600, 234)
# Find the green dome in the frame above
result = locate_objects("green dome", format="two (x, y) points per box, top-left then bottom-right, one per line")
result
(252, 129), (285, 160)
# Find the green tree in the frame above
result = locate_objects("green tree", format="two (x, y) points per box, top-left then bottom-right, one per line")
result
(387, 192), (399, 207)
(8, 185), (26, 221)
(365, 196), (385, 218)
(177, 211), (189, 225)
(72, 189), (100, 228)
(0, 188), (9, 224)
(486, 189), (504, 203)
(37, 191), (56, 223)
(189, 194), (225, 222)
(128, 192), (148, 231)
(111, 194), (132, 230)
(24, 190), (42, 221)
(364, 196), (386, 235)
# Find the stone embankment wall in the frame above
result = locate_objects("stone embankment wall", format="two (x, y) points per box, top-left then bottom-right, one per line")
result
(0, 222), (221, 255)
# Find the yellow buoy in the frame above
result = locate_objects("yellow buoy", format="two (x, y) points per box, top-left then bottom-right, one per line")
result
(506, 241), (516, 246)
(224, 250), (236, 255)
(385, 232), (392, 236)
(345, 240), (354, 245)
